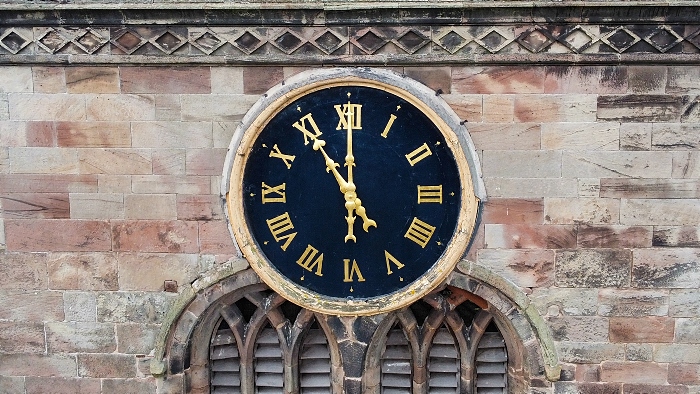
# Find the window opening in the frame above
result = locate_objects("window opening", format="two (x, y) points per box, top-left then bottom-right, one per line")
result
(300, 321), (332, 394)
(210, 318), (242, 394)
(253, 322), (284, 393)
(380, 323), (412, 393)
(427, 325), (459, 393)
(474, 322), (508, 394)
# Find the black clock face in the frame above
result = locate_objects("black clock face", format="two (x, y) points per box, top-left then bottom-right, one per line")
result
(242, 85), (461, 300)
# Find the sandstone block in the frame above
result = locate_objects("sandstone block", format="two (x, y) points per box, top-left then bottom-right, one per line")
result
(199, 220), (237, 255)
(622, 384), (688, 394)
(101, 378), (157, 393)
(177, 194), (223, 221)
(0, 193), (69, 219)
(10, 94), (86, 121)
(632, 248), (700, 288)
(452, 66), (544, 94)
(652, 123), (700, 150)
(622, 199), (700, 226)
(213, 121), (237, 149)
(483, 150), (561, 178)
(597, 95), (686, 122)
(441, 94), (482, 123)
(0, 321), (46, 353)
(670, 289), (700, 317)
(627, 66), (667, 94)
(598, 289), (669, 317)
(469, 123), (539, 150)
(25, 377), (101, 394)
(477, 249), (554, 288)
(515, 94), (597, 123)
(580, 178), (602, 198)
(482, 198), (543, 224)
(0, 252), (48, 290)
(668, 363), (700, 385)
(25, 121), (55, 147)
(541, 122), (619, 150)
(121, 67), (211, 94)
(545, 197), (619, 225)
(69, 193), (124, 219)
(654, 226), (700, 247)
(77, 353), (137, 378)
(78, 148), (152, 175)
(544, 66), (627, 94)
(97, 175), (131, 193)
(155, 94), (181, 121)
(485, 224), (577, 249)
(56, 121), (130, 147)
(482, 95), (514, 123)
(0, 376), (25, 394)
(132, 121), (213, 148)
(667, 66), (700, 94)
(86, 94), (155, 121)
(185, 148), (227, 175)
(64, 292), (97, 322)
(181, 94), (258, 122)
(556, 249), (631, 288)
(620, 123), (651, 151)
(562, 151), (673, 178)
(601, 178), (700, 199)
(112, 220), (199, 253)
(65, 67), (119, 94)
(0, 174), (97, 193)
(625, 343), (653, 362)
(404, 66), (451, 94)
(547, 316), (609, 342)
(655, 344), (700, 363)
(32, 67), (65, 94)
(0, 354), (76, 377)
(609, 317), (675, 343)
(0, 218), (5, 250)
(0, 67), (32, 93)
(574, 363), (601, 382)
(131, 175), (211, 194)
(243, 66), (283, 94)
(0, 94), (8, 121)
(0, 121), (26, 147)
(9, 147), (78, 174)
(578, 225), (652, 248)
(483, 177), (578, 198)
(47, 252), (118, 290)
(210, 67), (244, 94)
(116, 323), (159, 354)
(555, 342), (625, 363)
(153, 149), (186, 175)
(553, 382), (622, 394)
(674, 318), (700, 343)
(46, 321), (116, 353)
(0, 147), (8, 173)
(157, 373), (185, 394)
(124, 194), (177, 220)
(601, 361), (668, 384)
(0, 290), (64, 321)
(672, 151), (700, 178)
(97, 291), (175, 324)
(4, 219), (111, 252)
(118, 253), (200, 291)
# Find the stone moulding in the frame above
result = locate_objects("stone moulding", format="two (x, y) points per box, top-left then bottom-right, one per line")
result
(1, 5), (700, 64)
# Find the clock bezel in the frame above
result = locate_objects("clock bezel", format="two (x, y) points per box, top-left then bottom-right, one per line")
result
(225, 69), (482, 315)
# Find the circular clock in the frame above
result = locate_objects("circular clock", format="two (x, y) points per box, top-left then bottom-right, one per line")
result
(226, 69), (481, 315)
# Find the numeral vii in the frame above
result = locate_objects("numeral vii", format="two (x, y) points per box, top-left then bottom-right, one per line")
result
(404, 217), (436, 248)
(266, 212), (297, 251)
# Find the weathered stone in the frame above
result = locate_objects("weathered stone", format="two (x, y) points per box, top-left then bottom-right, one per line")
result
(0, 121), (26, 147)
(121, 67), (211, 94)
(601, 178), (700, 199)
(600, 361), (668, 384)
(470, 123), (539, 150)
(609, 317), (675, 343)
(562, 151), (673, 178)
(0, 354), (76, 378)
(185, 148), (227, 175)
(541, 122), (619, 150)
(32, 67), (65, 94)
(0, 174), (97, 193)
(441, 94), (482, 123)
(632, 248), (700, 288)
(673, 151), (700, 178)
(452, 66), (544, 94)
(25, 377), (101, 394)
(181, 94), (259, 122)
(132, 121), (213, 148)
(477, 249), (554, 288)
(97, 291), (176, 324)
(0, 376), (24, 394)
(621, 199), (700, 226)
(56, 121), (130, 147)
(555, 342), (625, 363)
(486, 224), (577, 249)
(45, 321), (116, 353)
(0, 193), (69, 219)
(65, 67), (119, 93)
(154, 94), (181, 121)
(675, 318), (700, 344)
(652, 123), (700, 150)
(176, 194), (223, 221)
(0, 321), (46, 353)
(131, 175), (211, 194)
(482, 198), (543, 224)
(620, 123), (651, 151)
(627, 66), (667, 94)
(544, 198), (619, 225)
(556, 249), (631, 288)
(597, 95), (686, 122)
(78, 148), (152, 175)
(598, 289), (669, 317)
(484, 177), (578, 198)
(625, 343), (653, 362)
(97, 175), (131, 193)
(124, 194), (177, 220)
(210, 67), (244, 94)
(86, 94), (155, 121)
(544, 66), (626, 94)
(101, 378), (157, 393)
(199, 220), (237, 255)
(9, 147), (79, 174)
(0, 252), (48, 290)
(482, 95), (514, 122)
(0, 290), (64, 321)
(118, 253), (200, 291)
(112, 220), (199, 253)
(547, 316), (609, 342)
(213, 121), (237, 149)
(623, 384), (688, 394)
(654, 226), (700, 247)
(0, 67), (34, 93)
(530, 288), (598, 316)
(515, 94), (597, 122)
(405, 66), (451, 94)
(577, 225), (652, 248)
(668, 363), (700, 385)
(655, 344), (700, 363)
(575, 363), (601, 382)
(670, 289), (700, 317)
(152, 149), (185, 175)
(666, 66), (700, 95)
(47, 252), (118, 290)
(10, 94), (86, 121)
(64, 291), (97, 322)
(77, 353), (137, 378)
(69, 193), (124, 219)
(554, 381), (622, 394)
(243, 66), (284, 95)
(116, 323), (160, 354)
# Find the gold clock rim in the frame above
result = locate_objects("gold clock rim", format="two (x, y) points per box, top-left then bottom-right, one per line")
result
(227, 75), (479, 316)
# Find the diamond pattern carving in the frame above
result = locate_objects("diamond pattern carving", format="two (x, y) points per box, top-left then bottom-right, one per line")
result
(475, 28), (513, 53)
(601, 27), (641, 53)
(558, 25), (597, 53)
(111, 29), (147, 54)
(354, 30), (388, 54)
(36, 28), (69, 54)
(0, 29), (31, 54)
(191, 30), (226, 55)
(517, 28), (554, 53)
(151, 30), (187, 54)
(435, 28), (472, 54)
(644, 26), (683, 53)
(232, 30), (265, 55)
(271, 29), (304, 54)
(687, 28), (700, 51)
(73, 29), (108, 54)
(312, 29), (346, 55)
(394, 29), (429, 54)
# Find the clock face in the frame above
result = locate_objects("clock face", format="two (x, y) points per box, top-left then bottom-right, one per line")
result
(231, 73), (474, 314)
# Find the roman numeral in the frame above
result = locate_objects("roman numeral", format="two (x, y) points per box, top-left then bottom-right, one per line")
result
(297, 244), (323, 276)
(417, 185), (443, 204)
(343, 259), (366, 282)
(405, 143), (432, 166)
(266, 212), (297, 251)
(292, 113), (322, 145)
(335, 103), (362, 130)
(261, 182), (286, 204)
(269, 144), (295, 169)
(384, 250), (405, 275)
(404, 217), (436, 248)
(381, 114), (397, 138)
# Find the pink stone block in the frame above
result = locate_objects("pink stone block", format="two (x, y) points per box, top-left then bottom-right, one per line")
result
(482, 198), (543, 224)
(121, 67), (211, 94)
(485, 224), (577, 249)
(4, 219), (111, 252)
(452, 66), (544, 94)
(199, 220), (237, 255)
(0, 193), (70, 219)
(111, 220), (199, 253)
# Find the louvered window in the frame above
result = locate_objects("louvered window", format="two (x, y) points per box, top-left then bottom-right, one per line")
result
(210, 319), (241, 394)
(254, 325), (285, 393)
(428, 326), (459, 393)
(300, 324), (332, 394)
(474, 323), (508, 393)
(380, 325), (412, 393)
